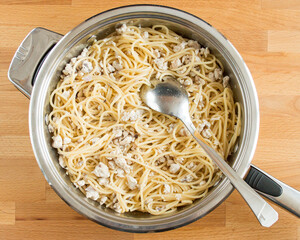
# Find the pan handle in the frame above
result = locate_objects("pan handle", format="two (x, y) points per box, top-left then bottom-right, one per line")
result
(8, 27), (63, 99)
(245, 164), (300, 218)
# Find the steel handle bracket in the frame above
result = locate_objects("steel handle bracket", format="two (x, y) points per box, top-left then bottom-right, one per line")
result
(8, 27), (63, 98)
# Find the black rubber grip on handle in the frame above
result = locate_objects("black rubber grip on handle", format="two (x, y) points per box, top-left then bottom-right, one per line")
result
(245, 166), (283, 197)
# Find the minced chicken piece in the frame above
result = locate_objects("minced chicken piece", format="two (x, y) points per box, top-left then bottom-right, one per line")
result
(100, 196), (108, 205)
(85, 186), (99, 200)
(169, 163), (180, 174)
(81, 60), (93, 74)
(52, 135), (62, 149)
(173, 42), (187, 52)
(98, 178), (109, 186)
(187, 40), (200, 49)
(153, 58), (168, 71)
(175, 194), (182, 201)
(127, 175), (138, 190)
(170, 58), (182, 69)
(223, 76), (230, 88)
(58, 156), (66, 168)
(121, 109), (144, 122)
(77, 180), (85, 187)
(116, 24), (127, 34)
(92, 162), (110, 178)
(163, 184), (171, 194)
(114, 157), (131, 173)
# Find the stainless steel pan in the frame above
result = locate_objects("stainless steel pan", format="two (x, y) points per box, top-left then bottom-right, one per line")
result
(8, 5), (300, 232)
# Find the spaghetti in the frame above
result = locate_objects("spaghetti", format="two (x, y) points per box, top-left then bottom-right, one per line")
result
(47, 24), (241, 215)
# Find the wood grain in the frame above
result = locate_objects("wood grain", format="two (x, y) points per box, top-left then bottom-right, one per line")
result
(0, 0), (299, 239)
(268, 31), (300, 53)
(262, 0), (300, 10)
(1, 0), (71, 5)
(0, 202), (15, 225)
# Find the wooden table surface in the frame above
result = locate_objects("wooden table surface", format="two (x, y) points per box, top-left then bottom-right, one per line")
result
(0, 0), (300, 239)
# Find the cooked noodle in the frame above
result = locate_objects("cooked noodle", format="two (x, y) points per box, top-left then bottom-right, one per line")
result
(47, 24), (241, 215)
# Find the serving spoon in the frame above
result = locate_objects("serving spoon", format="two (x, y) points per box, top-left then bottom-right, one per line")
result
(140, 77), (278, 227)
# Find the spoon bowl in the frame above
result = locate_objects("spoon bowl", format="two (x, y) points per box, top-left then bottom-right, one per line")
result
(140, 77), (189, 119)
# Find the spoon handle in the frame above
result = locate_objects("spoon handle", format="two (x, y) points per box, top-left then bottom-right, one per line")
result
(183, 120), (278, 227)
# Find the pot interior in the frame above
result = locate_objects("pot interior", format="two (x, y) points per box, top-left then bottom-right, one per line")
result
(45, 18), (245, 218)
(31, 6), (257, 232)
